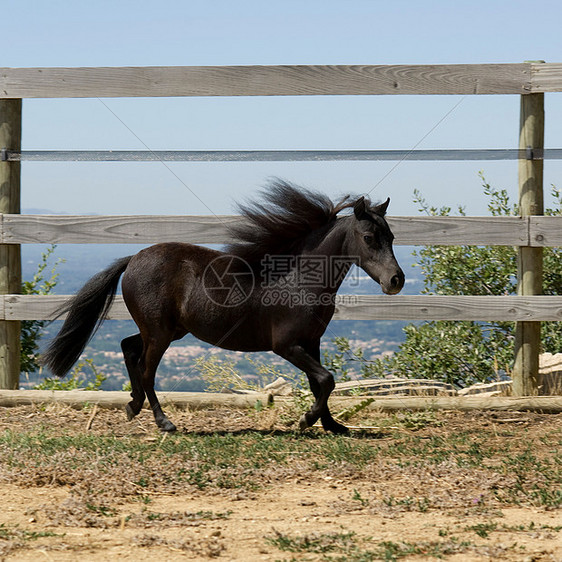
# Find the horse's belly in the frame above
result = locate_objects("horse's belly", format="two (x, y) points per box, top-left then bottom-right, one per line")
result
(189, 315), (271, 352)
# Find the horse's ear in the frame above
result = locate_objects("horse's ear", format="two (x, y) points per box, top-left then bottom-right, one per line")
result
(353, 197), (367, 219)
(375, 197), (390, 216)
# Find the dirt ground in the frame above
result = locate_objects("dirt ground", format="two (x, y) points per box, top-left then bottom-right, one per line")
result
(0, 403), (560, 561)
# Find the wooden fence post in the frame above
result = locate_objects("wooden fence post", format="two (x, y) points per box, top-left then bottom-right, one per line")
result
(513, 89), (544, 396)
(0, 99), (22, 389)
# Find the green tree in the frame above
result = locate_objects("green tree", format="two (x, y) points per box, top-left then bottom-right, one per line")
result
(20, 246), (63, 373)
(34, 358), (107, 390)
(365, 174), (562, 387)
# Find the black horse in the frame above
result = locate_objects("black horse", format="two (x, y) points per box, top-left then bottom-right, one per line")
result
(42, 181), (404, 434)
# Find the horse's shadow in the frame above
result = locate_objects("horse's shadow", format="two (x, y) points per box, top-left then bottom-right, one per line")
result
(179, 427), (388, 440)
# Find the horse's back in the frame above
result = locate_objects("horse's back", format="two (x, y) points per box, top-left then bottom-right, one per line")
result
(121, 243), (218, 334)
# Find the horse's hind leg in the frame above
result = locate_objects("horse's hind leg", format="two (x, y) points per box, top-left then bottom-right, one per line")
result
(121, 334), (145, 421)
(139, 336), (177, 432)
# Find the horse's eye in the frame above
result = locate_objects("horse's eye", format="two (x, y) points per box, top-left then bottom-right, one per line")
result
(363, 235), (374, 244)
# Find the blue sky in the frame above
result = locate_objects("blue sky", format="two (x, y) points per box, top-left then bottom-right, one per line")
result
(6, 0), (562, 216)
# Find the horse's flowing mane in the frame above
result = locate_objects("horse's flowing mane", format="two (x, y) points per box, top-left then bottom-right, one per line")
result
(226, 180), (356, 264)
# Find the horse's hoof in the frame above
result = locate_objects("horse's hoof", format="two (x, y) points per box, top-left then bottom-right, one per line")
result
(159, 419), (177, 433)
(298, 414), (309, 432)
(125, 403), (137, 421)
(324, 419), (349, 435)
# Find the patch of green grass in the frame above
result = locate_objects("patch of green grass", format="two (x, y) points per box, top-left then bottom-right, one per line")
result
(267, 530), (358, 554)
(500, 521), (562, 533)
(308, 436), (379, 469)
(383, 435), (456, 466)
(391, 410), (444, 431)
(0, 428), (139, 457)
(371, 539), (474, 561)
(85, 503), (117, 517)
(134, 509), (232, 524)
(381, 495), (430, 512)
(351, 489), (369, 507)
(465, 522), (497, 538)
(190, 510), (232, 520)
(496, 448), (562, 508)
(134, 476), (149, 488)
(0, 523), (62, 542)
(267, 531), (476, 562)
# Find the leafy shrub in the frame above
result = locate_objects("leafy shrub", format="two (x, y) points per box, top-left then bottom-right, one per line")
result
(21, 246), (64, 374)
(365, 174), (562, 387)
(34, 359), (107, 390)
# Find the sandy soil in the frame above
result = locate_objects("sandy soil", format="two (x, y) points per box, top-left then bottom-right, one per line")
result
(1, 482), (561, 561)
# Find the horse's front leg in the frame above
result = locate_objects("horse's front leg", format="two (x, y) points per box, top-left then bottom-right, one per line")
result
(274, 344), (348, 434)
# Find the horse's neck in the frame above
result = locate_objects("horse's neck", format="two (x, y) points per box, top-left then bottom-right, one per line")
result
(310, 216), (352, 251)
(300, 218), (354, 291)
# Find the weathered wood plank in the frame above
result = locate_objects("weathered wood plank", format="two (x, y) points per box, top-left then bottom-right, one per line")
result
(4, 295), (129, 320)
(0, 214), (529, 246)
(1, 214), (241, 244)
(333, 295), (562, 321)
(6, 294), (562, 322)
(387, 216), (527, 246)
(0, 389), (273, 410)
(6, 148), (550, 162)
(530, 62), (562, 93)
(355, 395), (562, 413)
(0, 64), (531, 98)
(529, 216), (562, 246)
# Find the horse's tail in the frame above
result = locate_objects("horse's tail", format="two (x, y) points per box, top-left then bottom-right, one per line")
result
(41, 256), (133, 378)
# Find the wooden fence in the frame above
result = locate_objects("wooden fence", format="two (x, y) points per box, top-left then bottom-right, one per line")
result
(1, 62), (562, 393)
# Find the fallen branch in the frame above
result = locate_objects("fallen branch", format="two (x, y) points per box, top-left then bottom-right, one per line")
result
(301, 395), (562, 414)
(358, 395), (562, 413)
(0, 390), (273, 411)
(334, 378), (456, 396)
(85, 404), (98, 430)
(1, 390), (560, 414)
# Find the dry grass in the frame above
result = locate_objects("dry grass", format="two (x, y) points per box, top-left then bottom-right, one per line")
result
(0, 403), (560, 560)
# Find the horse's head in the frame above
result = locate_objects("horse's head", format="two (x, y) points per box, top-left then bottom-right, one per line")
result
(348, 196), (404, 295)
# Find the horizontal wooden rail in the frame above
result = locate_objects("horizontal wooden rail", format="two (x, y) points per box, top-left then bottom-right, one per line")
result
(4, 63), (561, 98)
(5, 294), (562, 322)
(333, 295), (562, 322)
(5, 148), (562, 162)
(6, 214), (562, 247)
(0, 214), (539, 246)
(0, 214), (243, 245)
(528, 216), (562, 246)
(531, 62), (562, 92)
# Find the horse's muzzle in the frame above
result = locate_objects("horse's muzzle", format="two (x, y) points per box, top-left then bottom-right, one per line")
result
(381, 269), (405, 295)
